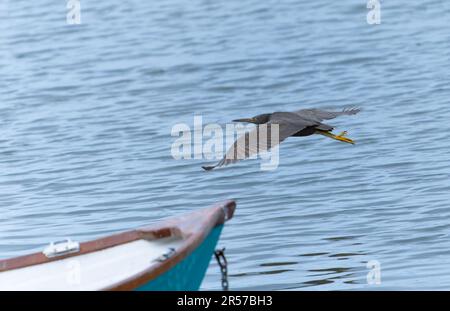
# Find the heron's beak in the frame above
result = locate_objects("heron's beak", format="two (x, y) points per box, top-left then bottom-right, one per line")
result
(232, 118), (256, 123)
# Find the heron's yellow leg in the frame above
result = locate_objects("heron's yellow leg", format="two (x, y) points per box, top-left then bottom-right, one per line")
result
(315, 130), (355, 145)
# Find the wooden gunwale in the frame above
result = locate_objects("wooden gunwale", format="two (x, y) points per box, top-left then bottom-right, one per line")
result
(0, 200), (236, 291)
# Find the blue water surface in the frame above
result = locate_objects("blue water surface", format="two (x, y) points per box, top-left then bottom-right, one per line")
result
(1, 0), (450, 290)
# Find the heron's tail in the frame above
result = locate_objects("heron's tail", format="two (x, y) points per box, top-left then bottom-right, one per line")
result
(202, 165), (217, 171)
(202, 158), (228, 171)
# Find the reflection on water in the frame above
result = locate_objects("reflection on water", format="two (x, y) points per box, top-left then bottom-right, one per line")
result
(1, 0), (450, 290)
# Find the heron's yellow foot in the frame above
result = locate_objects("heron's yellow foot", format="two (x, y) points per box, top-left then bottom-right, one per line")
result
(334, 131), (355, 144)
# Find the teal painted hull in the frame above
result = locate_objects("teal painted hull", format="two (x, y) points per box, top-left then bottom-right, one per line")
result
(136, 225), (223, 291)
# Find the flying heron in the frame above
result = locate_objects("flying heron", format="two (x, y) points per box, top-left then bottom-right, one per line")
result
(202, 107), (360, 170)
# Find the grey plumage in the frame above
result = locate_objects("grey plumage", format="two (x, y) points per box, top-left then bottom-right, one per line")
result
(202, 107), (360, 170)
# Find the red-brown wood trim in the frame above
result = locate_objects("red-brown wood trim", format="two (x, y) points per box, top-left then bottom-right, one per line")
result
(106, 200), (235, 290)
(0, 200), (236, 287)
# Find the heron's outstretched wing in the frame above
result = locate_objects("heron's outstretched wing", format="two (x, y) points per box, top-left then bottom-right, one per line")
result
(202, 117), (303, 170)
(295, 107), (360, 123)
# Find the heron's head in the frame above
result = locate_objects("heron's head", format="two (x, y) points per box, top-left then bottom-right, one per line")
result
(233, 113), (271, 124)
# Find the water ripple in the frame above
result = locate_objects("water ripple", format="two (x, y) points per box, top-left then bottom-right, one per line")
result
(1, 0), (450, 290)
